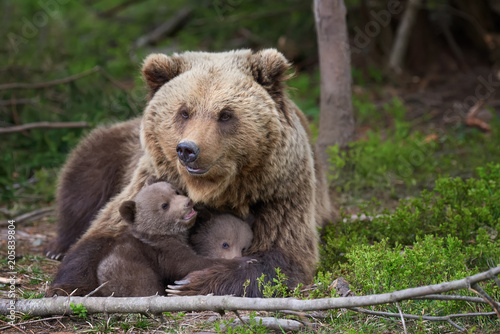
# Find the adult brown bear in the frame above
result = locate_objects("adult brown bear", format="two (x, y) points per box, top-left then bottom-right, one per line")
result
(47, 49), (332, 297)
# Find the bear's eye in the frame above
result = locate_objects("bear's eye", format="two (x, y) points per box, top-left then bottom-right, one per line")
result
(219, 110), (232, 122)
(161, 203), (169, 210)
(242, 247), (246, 253)
(178, 105), (189, 119)
(222, 242), (229, 249)
(175, 190), (180, 195)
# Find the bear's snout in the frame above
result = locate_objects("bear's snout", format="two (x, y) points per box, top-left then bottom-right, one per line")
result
(176, 140), (199, 164)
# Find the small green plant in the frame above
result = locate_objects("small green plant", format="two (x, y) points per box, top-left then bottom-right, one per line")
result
(70, 302), (88, 319)
(163, 312), (186, 329)
(133, 316), (152, 330)
(257, 267), (290, 298)
(242, 279), (250, 297)
(20, 290), (45, 299)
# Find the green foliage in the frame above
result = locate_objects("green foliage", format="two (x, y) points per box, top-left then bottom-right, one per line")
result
(352, 93), (380, 124)
(309, 271), (336, 299)
(257, 267), (290, 298)
(338, 234), (499, 320)
(163, 311), (186, 328)
(133, 316), (152, 330)
(20, 290), (45, 299)
(70, 302), (88, 319)
(329, 100), (500, 198)
(321, 163), (500, 270)
(288, 71), (321, 121)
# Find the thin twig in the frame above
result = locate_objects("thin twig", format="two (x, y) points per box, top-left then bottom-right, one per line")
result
(0, 316), (65, 331)
(84, 282), (109, 298)
(233, 310), (253, 333)
(0, 67), (100, 90)
(0, 122), (88, 134)
(469, 283), (500, 317)
(396, 302), (407, 334)
(348, 307), (498, 332)
(0, 318), (27, 333)
(465, 100), (490, 131)
(411, 294), (488, 304)
(132, 7), (192, 49)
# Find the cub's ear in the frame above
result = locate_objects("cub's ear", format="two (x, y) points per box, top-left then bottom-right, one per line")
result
(250, 49), (291, 92)
(119, 201), (137, 224)
(145, 176), (158, 186)
(142, 53), (185, 98)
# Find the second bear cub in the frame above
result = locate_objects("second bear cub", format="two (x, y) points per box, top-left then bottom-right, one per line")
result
(96, 180), (253, 297)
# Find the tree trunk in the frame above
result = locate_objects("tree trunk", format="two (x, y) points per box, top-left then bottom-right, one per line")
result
(314, 0), (355, 169)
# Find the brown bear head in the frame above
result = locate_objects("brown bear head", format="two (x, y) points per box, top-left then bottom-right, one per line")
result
(140, 49), (293, 210)
(119, 180), (197, 240)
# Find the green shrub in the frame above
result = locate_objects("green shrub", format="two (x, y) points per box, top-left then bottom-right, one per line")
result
(321, 163), (500, 270)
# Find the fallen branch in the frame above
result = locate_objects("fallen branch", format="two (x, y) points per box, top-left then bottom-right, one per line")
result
(0, 98), (37, 107)
(0, 67), (100, 90)
(222, 316), (305, 332)
(0, 207), (54, 226)
(132, 7), (192, 49)
(96, 0), (142, 18)
(0, 267), (498, 317)
(0, 122), (88, 134)
(465, 100), (491, 131)
(348, 307), (496, 332)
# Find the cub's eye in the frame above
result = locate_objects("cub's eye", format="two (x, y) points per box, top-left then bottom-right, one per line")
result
(242, 248), (246, 253)
(175, 190), (180, 195)
(219, 111), (232, 122)
(222, 242), (229, 249)
(161, 203), (169, 210)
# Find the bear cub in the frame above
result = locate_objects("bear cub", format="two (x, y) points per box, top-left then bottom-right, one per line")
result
(96, 179), (253, 297)
(190, 212), (253, 259)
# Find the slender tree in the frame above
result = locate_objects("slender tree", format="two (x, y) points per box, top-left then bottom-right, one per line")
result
(314, 0), (355, 168)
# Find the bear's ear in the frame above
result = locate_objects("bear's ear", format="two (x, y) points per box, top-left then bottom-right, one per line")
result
(250, 49), (291, 93)
(142, 53), (185, 98)
(119, 201), (137, 224)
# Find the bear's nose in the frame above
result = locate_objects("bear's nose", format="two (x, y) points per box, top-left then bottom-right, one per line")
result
(176, 140), (200, 163)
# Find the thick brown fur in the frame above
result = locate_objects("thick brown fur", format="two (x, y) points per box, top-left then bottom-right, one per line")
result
(48, 49), (333, 297)
(95, 182), (241, 297)
(190, 212), (253, 259)
(45, 119), (143, 259)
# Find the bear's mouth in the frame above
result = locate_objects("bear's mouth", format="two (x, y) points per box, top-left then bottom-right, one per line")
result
(185, 165), (209, 175)
(183, 208), (197, 221)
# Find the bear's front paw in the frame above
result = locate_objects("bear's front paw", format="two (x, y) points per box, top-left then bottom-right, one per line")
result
(166, 269), (209, 296)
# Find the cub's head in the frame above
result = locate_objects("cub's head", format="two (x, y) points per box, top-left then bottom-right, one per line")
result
(119, 179), (197, 239)
(140, 49), (292, 206)
(190, 213), (253, 259)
